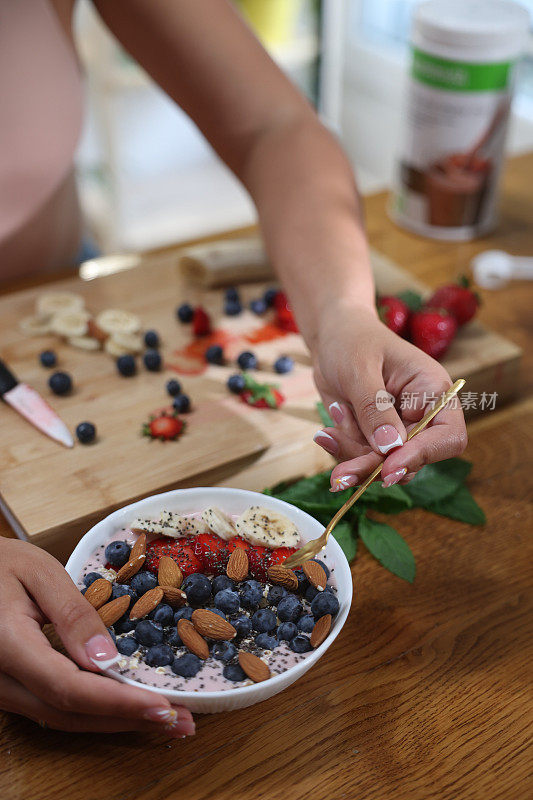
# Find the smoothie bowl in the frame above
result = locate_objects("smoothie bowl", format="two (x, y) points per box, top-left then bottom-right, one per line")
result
(65, 488), (352, 713)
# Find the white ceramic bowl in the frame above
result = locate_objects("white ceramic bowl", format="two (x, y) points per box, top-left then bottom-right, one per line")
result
(65, 487), (353, 714)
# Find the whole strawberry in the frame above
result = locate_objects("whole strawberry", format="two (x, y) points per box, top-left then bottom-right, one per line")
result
(377, 295), (410, 337)
(411, 308), (458, 360)
(426, 277), (479, 326)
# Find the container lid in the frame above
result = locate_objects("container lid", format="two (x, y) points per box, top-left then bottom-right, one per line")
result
(414, 0), (530, 54)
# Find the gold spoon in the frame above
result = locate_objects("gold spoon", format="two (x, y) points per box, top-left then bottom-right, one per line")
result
(284, 378), (466, 569)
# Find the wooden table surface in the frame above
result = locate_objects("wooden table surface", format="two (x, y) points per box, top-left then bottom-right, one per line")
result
(1, 153), (532, 800)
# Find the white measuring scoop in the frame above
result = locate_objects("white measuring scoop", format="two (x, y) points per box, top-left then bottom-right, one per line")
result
(471, 250), (533, 289)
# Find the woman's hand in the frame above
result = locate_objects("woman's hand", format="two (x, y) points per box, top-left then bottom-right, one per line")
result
(311, 303), (467, 490)
(0, 539), (194, 736)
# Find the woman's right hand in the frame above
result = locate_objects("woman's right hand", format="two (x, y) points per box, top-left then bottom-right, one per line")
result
(0, 538), (195, 736)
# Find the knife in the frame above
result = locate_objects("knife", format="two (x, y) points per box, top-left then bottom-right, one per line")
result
(0, 359), (73, 448)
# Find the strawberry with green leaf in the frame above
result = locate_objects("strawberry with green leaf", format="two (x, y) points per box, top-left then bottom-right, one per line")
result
(240, 372), (285, 409)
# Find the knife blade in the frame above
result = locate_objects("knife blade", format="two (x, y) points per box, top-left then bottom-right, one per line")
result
(0, 359), (73, 448)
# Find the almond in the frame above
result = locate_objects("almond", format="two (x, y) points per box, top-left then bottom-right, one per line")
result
(302, 560), (327, 591)
(310, 613), (332, 648)
(158, 556), (183, 588)
(160, 586), (187, 608)
(267, 564), (298, 591)
(238, 651), (271, 683)
(87, 317), (108, 342)
(129, 587), (164, 620)
(115, 554), (146, 583)
(226, 548), (249, 582)
(178, 619), (209, 660)
(84, 578), (112, 609)
(98, 595), (131, 627)
(130, 532), (147, 561)
(191, 609), (237, 641)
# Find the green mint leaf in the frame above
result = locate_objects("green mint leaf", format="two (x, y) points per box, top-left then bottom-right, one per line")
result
(359, 516), (416, 583)
(360, 481), (412, 513)
(403, 458), (472, 506)
(316, 401), (333, 427)
(426, 484), (486, 525)
(396, 289), (424, 312)
(332, 521), (358, 563)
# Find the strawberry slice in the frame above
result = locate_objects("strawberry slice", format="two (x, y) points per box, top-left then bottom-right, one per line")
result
(247, 545), (271, 581)
(268, 546), (297, 567)
(145, 536), (201, 577)
(274, 292), (299, 333)
(192, 306), (212, 337)
(241, 388), (285, 409)
(194, 533), (229, 575)
(227, 537), (252, 555)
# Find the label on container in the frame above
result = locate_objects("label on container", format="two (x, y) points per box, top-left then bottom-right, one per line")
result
(391, 48), (515, 240)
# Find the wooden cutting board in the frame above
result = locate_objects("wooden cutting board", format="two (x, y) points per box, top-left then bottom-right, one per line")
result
(0, 249), (521, 560)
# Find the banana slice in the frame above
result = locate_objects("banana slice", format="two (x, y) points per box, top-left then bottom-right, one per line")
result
(161, 511), (208, 537)
(235, 506), (300, 549)
(68, 335), (101, 351)
(131, 516), (181, 537)
(104, 338), (132, 357)
(37, 291), (85, 317)
(19, 315), (53, 336)
(109, 331), (143, 354)
(96, 308), (141, 336)
(51, 309), (91, 338)
(201, 507), (237, 540)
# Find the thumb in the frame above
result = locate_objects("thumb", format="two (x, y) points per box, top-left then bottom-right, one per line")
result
(349, 372), (407, 456)
(21, 550), (120, 672)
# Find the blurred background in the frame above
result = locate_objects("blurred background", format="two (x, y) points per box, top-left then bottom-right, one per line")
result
(74, 0), (533, 254)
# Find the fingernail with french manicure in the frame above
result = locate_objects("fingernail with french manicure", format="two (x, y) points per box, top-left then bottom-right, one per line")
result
(330, 475), (357, 492)
(85, 634), (120, 670)
(382, 468), (407, 488)
(328, 402), (344, 425)
(143, 708), (196, 737)
(313, 431), (338, 456)
(373, 425), (403, 454)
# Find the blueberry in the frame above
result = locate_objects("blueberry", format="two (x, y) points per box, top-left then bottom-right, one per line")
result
(277, 622), (298, 641)
(172, 653), (201, 677)
(39, 350), (57, 368)
(225, 287), (240, 303)
(223, 663), (246, 682)
(267, 585), (287, 606)
(114, 614), (137, 634)
(182, 573), (211, 606)
(227, 374), (246, 394)
(143, 349), (162, 371)
(224, 299), (242, 316)
(311, 591), (339, 619)
(111, 583), (138, 601)
(83, 572), (101, 588)
(165, 629), (183, 647)
(212, 575), (234, 595)
(212, 641), (237, 664)
(274, 355), (294, 374)
(145, 644), (174, 667)
(255, 633), (278, 650)
(174, 606), (194, 624)
(144, 330), (160, 348)
(214, 589), (240, 615)
(239, 580), (263, 610)
(237, 351), (257, 370)
(48, 371), (72, 395)
(117, 636), (138, 656)
(290, 634), (312, 653)
(231, 615), (252, 638)
(172, 393), (191, 413)
(107, 627), (116, 645)
(211, 608), (226, 619)
(250, 298), (267, 315)
(76, 421), (96, 444)
(149, 604), (174, 627)
(104, 540), (131, 568)
(251, 608), (277, 633)
(293, 568), (309, 593)
(205, 344), (224, 365)
(263, 287), (278, 307)
(177, 303), (194, 323)
(305, 584), (333, 604)
(297, 614), (315, 633)
(166, 378), (182, 397)
(312, 559), (330, 579)
(134, 620), (164, 647)
(116, 354), (136, 377)
(130, 570), (158, 595)
(277, 594), (303, 623)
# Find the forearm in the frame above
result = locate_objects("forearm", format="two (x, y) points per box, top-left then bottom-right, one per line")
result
(239, 113), (376, 349)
